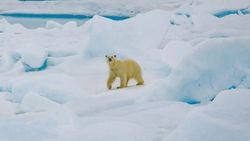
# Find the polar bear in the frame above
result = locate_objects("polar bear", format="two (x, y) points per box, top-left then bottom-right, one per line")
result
(105, 55), (144, 90)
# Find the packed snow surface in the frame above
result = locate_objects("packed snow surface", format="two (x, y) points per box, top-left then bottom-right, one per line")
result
(165, 89), (250, 141)
(0, 0), (250, 141)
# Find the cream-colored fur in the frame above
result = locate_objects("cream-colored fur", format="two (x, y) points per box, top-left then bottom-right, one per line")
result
(106, 55), (144, 90)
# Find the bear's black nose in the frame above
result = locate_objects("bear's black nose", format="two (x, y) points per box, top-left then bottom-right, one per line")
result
(109, 58), (112, 62)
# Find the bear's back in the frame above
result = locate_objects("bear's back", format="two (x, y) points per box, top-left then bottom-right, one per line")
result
(123, 59), (142, 77)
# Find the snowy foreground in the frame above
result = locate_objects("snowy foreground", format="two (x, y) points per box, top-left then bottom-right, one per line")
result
(0, 0), (250, 141)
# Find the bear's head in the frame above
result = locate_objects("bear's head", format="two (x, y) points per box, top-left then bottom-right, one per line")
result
(105, 55), (117, 66)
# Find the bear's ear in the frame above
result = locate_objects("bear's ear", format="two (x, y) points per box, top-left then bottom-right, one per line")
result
(114, 55), (116, 58)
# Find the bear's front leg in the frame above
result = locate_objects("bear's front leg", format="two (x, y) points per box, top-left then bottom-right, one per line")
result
(117, 75), (127, 89)
(107, 72), (116, 90)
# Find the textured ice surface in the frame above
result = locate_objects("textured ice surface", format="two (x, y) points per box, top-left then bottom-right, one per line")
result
(0, 0), (250, 141)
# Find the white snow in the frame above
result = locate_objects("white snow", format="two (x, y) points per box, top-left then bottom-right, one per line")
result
(16, 45), (48, 71)
(0, 0), (250, 141)
(9, 73), (85, 103)
(165, 89), (250, 141)
(0, 93), (17, 117)
(161, 40), (197, 68)
(83, 10), (171, 58)
(19, 92), (61, 113)
(146, 37), (250, 104)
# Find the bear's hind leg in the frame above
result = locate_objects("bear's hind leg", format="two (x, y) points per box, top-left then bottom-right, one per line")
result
(125, 77), (129, 87)
(135, 74), (144, 86)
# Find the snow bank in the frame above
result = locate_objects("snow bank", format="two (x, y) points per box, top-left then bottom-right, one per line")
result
(15, 45), (48, 72)
(61, 99), (192, 141)
(146, 37), (250, 104)
(0, 49), (49, 73)
(0, 92), (17, 117)
(45, 21), (63, 29)
(19, 92), (60, 113)
(165, 89), (250, 141)
(8, 73), (85, 103)
(0, 107), (74, 141)
(161, 40), (198, 68)
(82, 10), (170, 59)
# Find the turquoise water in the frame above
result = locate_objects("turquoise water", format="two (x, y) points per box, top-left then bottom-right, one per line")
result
(0, 13), (130, 28)
(214, 8), (250, 18)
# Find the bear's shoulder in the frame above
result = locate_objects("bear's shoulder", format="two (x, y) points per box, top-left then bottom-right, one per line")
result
(109, 60), (122, 71)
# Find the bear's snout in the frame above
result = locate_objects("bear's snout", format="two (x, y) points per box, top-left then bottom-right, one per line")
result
(108, 58), (112, 62)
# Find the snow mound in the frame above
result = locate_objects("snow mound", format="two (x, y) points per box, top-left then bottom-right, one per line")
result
(165, 89), (250, 141)
(63, 21), (78, 30)
(0, 52), (19, 73)
(147, 37), (250, 104)
(0, 107), (74, 141)
(161, 40), (198, 68)
(19, 92), (60, 113)
(0, 92), (17, 117)
(8, 74), (85, 103)
(82, 10), (170, 59)
(45, 21), (63, 29)
(15, 46), (48, 72)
